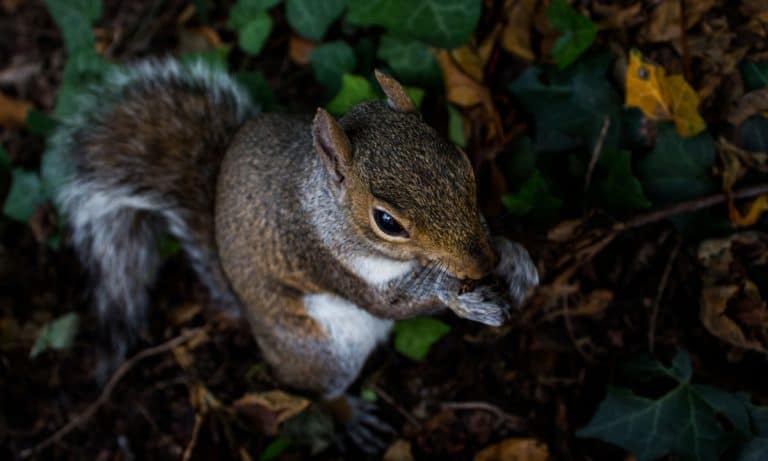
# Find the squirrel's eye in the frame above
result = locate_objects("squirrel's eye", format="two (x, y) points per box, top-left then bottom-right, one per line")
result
(373, 208), (408, 238)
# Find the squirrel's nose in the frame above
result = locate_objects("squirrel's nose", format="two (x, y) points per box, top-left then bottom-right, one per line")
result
(454, 242), (498, 280)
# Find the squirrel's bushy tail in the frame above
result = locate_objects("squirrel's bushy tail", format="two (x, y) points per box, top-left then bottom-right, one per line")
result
(51, 58), (256, 365)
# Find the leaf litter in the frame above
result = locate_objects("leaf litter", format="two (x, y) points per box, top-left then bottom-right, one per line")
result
(2, 0), (768, 460)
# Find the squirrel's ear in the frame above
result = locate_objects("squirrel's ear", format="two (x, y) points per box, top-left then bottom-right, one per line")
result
(374, 69), (416, 113)
(312, 108), (352, 188)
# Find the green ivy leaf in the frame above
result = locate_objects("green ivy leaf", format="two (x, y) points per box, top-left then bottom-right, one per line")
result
(43, 0), (102, 54)
(377, 35), (442, 87)
(502, 169), (562, 219)
(236, 71), (276, 109)
(347, 0), (481, 49)
(578, 386), (728, 461)
(580, 351), (753, 461)
(502, 137), (537, 185)
(404, 86), (424, 108)
(238, 13), (273, 55)
(228, 0), (282, 30)
(258, 437), (291, 461)
(26, 109), (59, 137)
(741, 60), (768, 91)
(310, 41), (357, 94)
(596, 148), (651, 211)
(447, 104), (467, 148)
(637, 122), (717, 205)
(3, 168), (45, 222)
(546, 0), (597, 69)
(286, 0), (347, 41)
(54, 49), (113, 118)
(738, 438), (768, 461)
(509, 54), (622, 153)
(0, 145), (11, 171)
(393, 317), (451, 361)
(326, 73), (379, 115)
(740, 117), (768, 152)
(29, 312), (80, 358)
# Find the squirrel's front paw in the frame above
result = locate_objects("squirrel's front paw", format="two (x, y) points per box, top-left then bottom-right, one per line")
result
(440, 286), (512, 327)
(493, 237), (539, 307)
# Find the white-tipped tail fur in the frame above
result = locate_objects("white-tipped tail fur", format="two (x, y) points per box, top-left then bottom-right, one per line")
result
(52, 57), (255, 365)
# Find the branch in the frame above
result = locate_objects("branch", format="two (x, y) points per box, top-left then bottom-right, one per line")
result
(20, 328), (205, 458)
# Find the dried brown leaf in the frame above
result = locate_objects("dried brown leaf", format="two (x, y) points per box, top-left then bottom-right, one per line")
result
(500, 0), (537, 61)
(727, 88), (768, 125)
(233, 390), (310, 435)
(474, 437), (549, 461)
(289, 34), (316, 65)
(384, 439), (415, 461)
(0, 91), (32, 129)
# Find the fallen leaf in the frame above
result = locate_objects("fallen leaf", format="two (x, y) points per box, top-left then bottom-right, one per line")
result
(701, 285), (765, 352)
(727, 88), (768, 126)
(451, 45), (485, 81)
(642, 0), (717, 42)
(741, 0), (768, 23)
(435, 49), (502, 140)
(289, 34), (316, 65)
(500, 0), (537, 61)
(474, 437), (549, 461)
(729, 194), (768, 227)
(571, 290), (614, 317)
(625, 50), (706, 137)
(1, 0), (25, 13)
(233, 390), (310, 435)
(0, 92), (32, 129)
(592, 1), (643, 30)
(698, 233), (768, 351)
(384, 439), (415, 461)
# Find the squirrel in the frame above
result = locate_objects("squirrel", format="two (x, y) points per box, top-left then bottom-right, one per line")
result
(51, 57), (538, 444)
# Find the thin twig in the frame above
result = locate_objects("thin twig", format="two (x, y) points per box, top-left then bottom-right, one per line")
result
(648, 238), (682, 353)
(442, 401), (525, 430)
(584, 117), (611, 193)
(20, 328), (205, 459)
(369, 383), (419, 427)
(181, 413), (205, 461)
(562, 296), (596, 363)
(679, 0), (692, 82)
(616, 184), (768, 232)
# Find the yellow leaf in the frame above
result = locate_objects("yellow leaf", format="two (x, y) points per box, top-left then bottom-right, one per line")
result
(729, 194), (768, 227)
(666, 75), (706, 137)
(625, 50), (671, 119)
(474, 438), (549, 461)
(625, 50), (706, 137)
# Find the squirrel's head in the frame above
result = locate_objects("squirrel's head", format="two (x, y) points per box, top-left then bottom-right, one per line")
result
(311, 71), (497, 280)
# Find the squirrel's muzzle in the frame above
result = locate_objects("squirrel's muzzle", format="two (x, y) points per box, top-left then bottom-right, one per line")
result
(448, 239), (499, 281)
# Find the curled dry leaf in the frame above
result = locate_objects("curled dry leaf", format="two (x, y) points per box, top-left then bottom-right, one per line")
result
(642, 0), (717, 42)
(289, 34), (316, 65)
(740, 0), (768, 22)
(700, 285), (765, 352)
(727, 88), (768, 126)
(383, 439), (415, 461)
(0, 91), (32, 129)
(698, 232), (768, 352)
(435, 49), (502, 141)
(592, 1), (643, 30)
(474, 437), (549, 461)
(500, 0), (537, 61)
(233, 390), (310, 435)
(729, 194), (768, 227)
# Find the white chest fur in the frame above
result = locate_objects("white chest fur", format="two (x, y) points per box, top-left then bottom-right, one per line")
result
(304, 293), (393, 367)
(345, 255), (415, 286)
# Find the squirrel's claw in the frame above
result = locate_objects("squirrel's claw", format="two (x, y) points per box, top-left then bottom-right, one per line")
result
(493, 237), (539, 307)
(440, 287), (512, 326)
(342, 396), (395, 454)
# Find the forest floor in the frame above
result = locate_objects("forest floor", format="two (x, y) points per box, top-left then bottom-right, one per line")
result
(2, 1), (768, 460)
